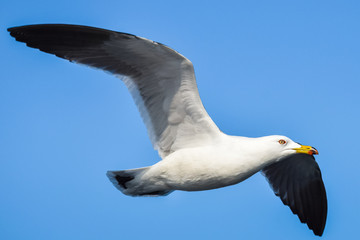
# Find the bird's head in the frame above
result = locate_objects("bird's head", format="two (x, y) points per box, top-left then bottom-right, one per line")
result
(259, 135), (318, 160)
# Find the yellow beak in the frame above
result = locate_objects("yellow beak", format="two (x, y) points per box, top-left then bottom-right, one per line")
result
(293, 145), (319, 155)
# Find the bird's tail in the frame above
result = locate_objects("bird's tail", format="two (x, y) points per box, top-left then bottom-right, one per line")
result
(106, 167), (173, 197)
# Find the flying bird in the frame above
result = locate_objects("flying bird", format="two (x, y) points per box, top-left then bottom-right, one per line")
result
(8, 24), (327, 236)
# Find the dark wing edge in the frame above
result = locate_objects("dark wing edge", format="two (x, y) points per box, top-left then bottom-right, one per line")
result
(7, 24), (140, 76)
(262, 153), (327, 236)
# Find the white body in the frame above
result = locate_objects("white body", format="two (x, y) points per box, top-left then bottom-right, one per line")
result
(123, 134), (298, 196)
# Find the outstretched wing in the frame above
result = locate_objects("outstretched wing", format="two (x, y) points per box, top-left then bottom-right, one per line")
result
(262, 153), (327, 236)
(8, 24), (220, 157)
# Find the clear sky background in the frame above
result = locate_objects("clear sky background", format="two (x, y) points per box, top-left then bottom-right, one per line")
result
(1, 1), (359, 239)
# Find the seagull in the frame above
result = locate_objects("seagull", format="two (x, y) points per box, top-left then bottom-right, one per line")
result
(8, 24), (327, 236)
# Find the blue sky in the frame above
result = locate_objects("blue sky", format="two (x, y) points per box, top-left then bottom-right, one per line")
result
(1, 1), (359, 239)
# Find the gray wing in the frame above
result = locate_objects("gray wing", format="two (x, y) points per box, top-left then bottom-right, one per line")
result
(262, 153), (327, 236)
(8, 24), (220, 157)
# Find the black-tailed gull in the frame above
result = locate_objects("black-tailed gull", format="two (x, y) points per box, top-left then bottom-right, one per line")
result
(8, 24), (327, 236)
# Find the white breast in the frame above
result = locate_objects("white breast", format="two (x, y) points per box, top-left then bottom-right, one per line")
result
(143, 135), (275, 191)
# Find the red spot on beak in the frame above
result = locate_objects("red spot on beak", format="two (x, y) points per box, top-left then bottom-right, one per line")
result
(309, 148), (319, 155)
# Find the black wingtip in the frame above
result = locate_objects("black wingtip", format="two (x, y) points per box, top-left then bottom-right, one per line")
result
(7, 26), (20, 37)
(8, 24), (110, 41)
(7, 24), (116, 61)
(7, 24), (147, 77)
(8, 25), (37, 35)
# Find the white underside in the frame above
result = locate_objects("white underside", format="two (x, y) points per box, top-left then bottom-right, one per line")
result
(123, 133), (291, 195)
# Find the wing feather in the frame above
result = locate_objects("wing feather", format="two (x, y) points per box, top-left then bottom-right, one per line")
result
(8, 24), (220, 157)
(262, 153), (327, 236)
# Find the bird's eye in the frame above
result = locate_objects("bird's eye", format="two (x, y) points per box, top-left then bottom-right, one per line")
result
(278, 139), (286, 145)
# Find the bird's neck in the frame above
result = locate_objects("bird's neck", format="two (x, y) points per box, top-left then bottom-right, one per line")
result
(222, 135), (281, 169)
